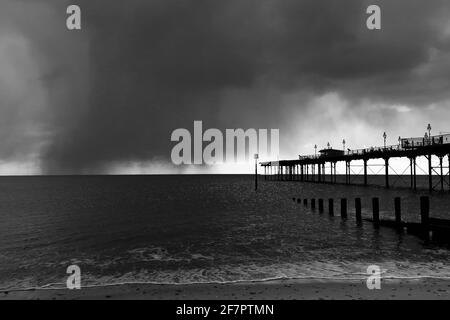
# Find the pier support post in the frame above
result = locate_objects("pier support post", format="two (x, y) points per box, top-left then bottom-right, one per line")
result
(318, 199), (324, 213)
(440, 156), (444, 191)
(318, 163), (321, 183)
(363, 159), (368, 186)
(334, 162), (337, 184)
(328, 199), (334, 216)
(372, 198), (380, 227)
(345, 161), (350, 184)
(355, 198), (362, 222)
(311, 199), (316, 210)
(413, 157), (417, 190)
(303, 199), (307, 207)
(384, 158), (389, 189)
(428, 154), (433, 192)
(410, 158), (414, 189)
(341, 198), (348, 219)
(394, 197), (402, 229)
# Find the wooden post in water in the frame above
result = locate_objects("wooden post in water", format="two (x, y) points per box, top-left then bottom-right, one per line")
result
(303, 199), (308, 206)
(355, 198), (362, 222)
(420, 196), (430, 239)
(341, 198), (347, 219)
(318, 199), (324, 213)
(311, 199), (316, 210)
(329, 199), (334, 216)
(394, 197), (402, 228)
(372, 197), (380, 227)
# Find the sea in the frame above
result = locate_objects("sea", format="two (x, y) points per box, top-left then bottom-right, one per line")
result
(0, 175), (450, 290)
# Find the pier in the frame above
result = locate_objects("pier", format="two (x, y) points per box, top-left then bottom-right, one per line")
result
(261, 133), (450, 192)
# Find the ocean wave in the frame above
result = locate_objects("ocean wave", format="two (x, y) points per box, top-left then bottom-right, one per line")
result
(127, 247), (215, 263)
(2, 259), (450, 292)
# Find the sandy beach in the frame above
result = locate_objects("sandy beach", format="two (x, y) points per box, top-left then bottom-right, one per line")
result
(1, 278), (449, 300)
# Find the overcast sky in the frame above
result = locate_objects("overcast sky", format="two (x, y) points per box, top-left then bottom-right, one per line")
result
(1, 0), (450, 174)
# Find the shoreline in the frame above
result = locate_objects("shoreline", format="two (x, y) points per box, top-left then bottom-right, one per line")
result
(1, 278), (449, 300)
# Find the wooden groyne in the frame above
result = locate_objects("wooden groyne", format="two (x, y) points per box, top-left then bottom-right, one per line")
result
(292, 195), (450, 244)
(262, 133), (450, 192)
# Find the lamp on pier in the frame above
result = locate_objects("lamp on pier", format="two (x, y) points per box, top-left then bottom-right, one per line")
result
(383, 132), (387, 148)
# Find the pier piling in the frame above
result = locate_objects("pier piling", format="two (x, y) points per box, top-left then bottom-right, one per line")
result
(329, 199), (334, 216)
(355, 198), (362, 222)
(372, 198), (380, 227)
(341, 198), (348, 219)
(311, 199), (316, 210)
(318, 199), (324, 213)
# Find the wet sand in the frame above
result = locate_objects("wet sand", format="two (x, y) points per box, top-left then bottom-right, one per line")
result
(1, 278), (450, 300)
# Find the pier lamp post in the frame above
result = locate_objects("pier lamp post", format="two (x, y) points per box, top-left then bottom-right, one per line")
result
(314, 144), (317, 157)
(383, 132), (387, 149)
(427, 124), (432, 138)
(327, 142), (331, 149)
(398, 136), (401, 149)
(254, 153), (259, 191)
(342, 139), (346, 152)
(424, 132), (428, 146)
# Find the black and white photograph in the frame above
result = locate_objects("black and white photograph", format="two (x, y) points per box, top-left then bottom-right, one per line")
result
(1, 0), (450, 308)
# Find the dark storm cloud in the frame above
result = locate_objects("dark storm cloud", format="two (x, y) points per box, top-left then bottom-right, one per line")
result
(1, 0), (450, 173)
